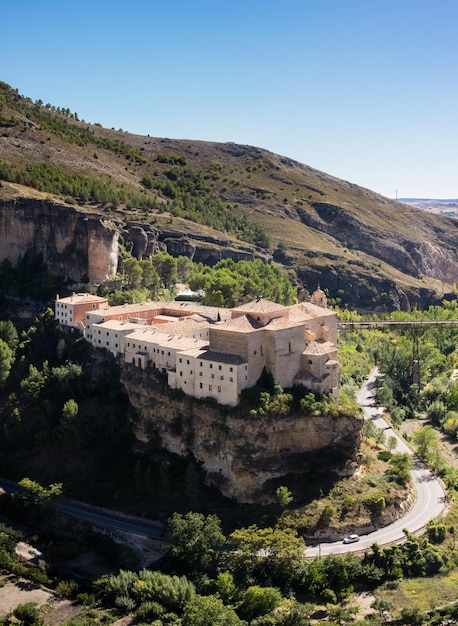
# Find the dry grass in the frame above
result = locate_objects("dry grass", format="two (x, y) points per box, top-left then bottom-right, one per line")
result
(376, 570), (458, 613)
(282, 439), (410, 537)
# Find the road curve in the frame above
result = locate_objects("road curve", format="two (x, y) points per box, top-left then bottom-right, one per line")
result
(0, 372), (447, 554)
(306, 369), (447, 557)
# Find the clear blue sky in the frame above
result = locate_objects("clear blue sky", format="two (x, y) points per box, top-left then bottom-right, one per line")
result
(2, 0), (457, 199)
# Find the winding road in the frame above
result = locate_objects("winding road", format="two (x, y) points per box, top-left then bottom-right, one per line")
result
(306, 368), (447, 557)
(0, 370), (448, 554)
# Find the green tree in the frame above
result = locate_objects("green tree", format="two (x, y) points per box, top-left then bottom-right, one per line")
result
(59, 398), (78, 436)
(122, 257), (142, 289)
(276, 486), (293, 508)
(389, 452), (412, 485)
(238, 585), (282, 622)
(139, 260), (160, 297)
(182, 594), (245, 626)
(216, 572), (238, 605)
(152, 252), (178, 288)
(166, 512), (225, 573)
(0, 338), (14, 383)
(12, 602), (43, 625)
(387, 435), (398, 451)
(412, 425), (440, 461)
(228, 525), (305, 589)
(371, 596), (394, 617)
(12, 479), (62, 523)
(0, 320), (19, 352)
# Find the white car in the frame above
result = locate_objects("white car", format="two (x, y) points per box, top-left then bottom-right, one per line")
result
(343, 534), (360, 544)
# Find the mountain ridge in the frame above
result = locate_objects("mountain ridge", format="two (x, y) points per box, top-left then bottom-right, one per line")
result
(0, 81), (457, 311)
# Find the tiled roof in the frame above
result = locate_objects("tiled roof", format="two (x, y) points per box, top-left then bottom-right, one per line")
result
(57, 294), (107, 305)
(289, 302), (335, 320)
(125, 328), (208, 352)
(303, 340), (337, 355)
(197, 350), (247, 365)
(154, 318), (210, 335)
(213, 314), (264, 333)
(231, 298), (287, 314)
(92, 319), (141, 331)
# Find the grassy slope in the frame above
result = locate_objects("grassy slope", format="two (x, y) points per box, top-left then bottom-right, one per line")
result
(0, 88), (457, 309)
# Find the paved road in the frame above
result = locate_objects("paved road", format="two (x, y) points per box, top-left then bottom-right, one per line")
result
(306, 369), (447, 557)
(0, 478), (163, 540)
(0, 371), (447, 553)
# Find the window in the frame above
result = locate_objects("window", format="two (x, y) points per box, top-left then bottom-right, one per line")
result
(179, 358), (182, 363)
(220, 376), (224, 381)
(230, 367), (233, 372)
(209, 385), (212, 391)
(200, 362), (203, 367)
(229, 377), (233, 382)
(199, 382), (203, 389)
(211, 374), (215, 379)
(179, 371), (183, 376)
(187, 360), (190, 365)
(199, 372), (203, 377)
(210, 364), (213, 369)
(218, 386), (221, 392)
(218, 365), (222, 370)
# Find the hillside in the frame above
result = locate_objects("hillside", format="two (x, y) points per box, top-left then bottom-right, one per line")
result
(1, 81), (457, 310)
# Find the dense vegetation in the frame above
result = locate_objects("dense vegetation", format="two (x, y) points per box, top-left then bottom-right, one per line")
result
(1, 249), (458, 622)
(0, 183), (458, 626)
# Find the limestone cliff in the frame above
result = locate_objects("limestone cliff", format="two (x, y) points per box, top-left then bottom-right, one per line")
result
(120, 364), (362, 503)
(0, 189), (270, 286)
(0, 196), (119, 283)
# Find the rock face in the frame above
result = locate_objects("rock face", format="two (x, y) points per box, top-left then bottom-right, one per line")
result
(120, 364), (362, 503)
(122, 223), (271, 266)
(0, 198), (119, 282)
(0, 197), (271, 287)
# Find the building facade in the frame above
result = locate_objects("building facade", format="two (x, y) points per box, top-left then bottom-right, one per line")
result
(55, 295), (339, 406)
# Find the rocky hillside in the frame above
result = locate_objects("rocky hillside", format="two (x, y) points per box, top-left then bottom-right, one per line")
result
(120, 364), (363, 503)
(1, 81), (457, 310)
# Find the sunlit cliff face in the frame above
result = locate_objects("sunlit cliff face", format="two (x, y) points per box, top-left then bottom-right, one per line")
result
(0, 198), (119, 282)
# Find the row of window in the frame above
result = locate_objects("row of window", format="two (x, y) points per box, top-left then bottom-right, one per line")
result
(178, 371), (234, 383)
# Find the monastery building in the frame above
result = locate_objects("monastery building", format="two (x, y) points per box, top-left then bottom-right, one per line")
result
(55, 289), (339, 406)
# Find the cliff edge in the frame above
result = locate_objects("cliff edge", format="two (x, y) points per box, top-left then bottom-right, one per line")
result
(120, 364), (362, 503)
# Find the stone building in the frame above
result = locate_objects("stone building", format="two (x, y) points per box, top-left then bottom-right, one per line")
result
(55, 295), (339, 405)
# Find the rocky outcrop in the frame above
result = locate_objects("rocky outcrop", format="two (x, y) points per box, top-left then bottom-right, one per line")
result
(120, 364), (362, 503)
(121, 223), (272, 266)
(0, 197), (119, 282)
(0, 200), (271, 286)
